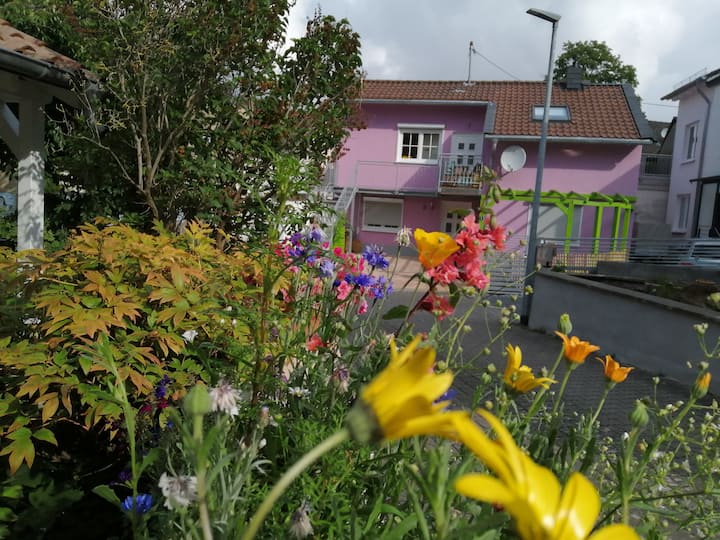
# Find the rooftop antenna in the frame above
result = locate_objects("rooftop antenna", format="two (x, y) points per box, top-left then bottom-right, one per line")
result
(467, 41), (477, 83)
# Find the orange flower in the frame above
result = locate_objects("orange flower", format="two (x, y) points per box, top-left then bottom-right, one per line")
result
(597, 355), (633, 383)
(413, 229), (460, 269)
(554, 332), (600, 364)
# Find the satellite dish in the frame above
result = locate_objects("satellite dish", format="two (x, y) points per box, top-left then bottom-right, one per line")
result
(500, 145), (527, 172)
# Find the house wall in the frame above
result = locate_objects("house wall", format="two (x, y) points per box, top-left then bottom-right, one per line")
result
(492, 142), (641, 238)
(336, 103), (488, 192)
(665, 88), (713, 236)
(340, 103), (642, 247)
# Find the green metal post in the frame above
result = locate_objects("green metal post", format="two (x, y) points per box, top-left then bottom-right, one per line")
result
(593, 206), (604, 254)
(611, 208), (622, 250)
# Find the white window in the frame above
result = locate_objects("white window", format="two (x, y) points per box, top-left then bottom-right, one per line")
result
(529, 204), (583, 239)
(532, 105), (570, 121)
(675, 194), (690, 232)
(396, 124), (443, 163)
(683, 122), (698, 161)
(362, 197), (403, 233)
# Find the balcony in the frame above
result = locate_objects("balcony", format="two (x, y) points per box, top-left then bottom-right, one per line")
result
(438, 154), (484, 193)
(641, 154), (672, 176)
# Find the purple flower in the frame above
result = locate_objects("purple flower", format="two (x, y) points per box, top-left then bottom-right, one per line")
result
(362, 244), (390, 269)
(121, 494), (153, 514)
(318, 259), (336, 277)
(370, 276), (393, 299)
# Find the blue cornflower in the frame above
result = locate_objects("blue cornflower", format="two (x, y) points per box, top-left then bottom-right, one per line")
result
(121, 494), (153, 514)
(345, 273), (375, 288)
(154, 382), (167, 399)
(318, 259), (336, 277)
(362, 244), (390, 269)
(370, 276), (393, 299)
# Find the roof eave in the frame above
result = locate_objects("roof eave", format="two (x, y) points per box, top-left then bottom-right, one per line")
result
(360, 98), (492, 106)
(486, 134), (653, 145)
(0, 47), (76, 89)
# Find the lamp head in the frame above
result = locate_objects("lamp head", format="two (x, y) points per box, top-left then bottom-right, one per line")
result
(526, 8), (561, 23)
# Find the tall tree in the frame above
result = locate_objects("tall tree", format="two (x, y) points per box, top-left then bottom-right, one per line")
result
(1, 1), (364, 238)
(554, 40), (639, 87)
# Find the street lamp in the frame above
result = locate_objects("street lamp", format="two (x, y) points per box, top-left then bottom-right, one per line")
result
(521, 7), (561, 325)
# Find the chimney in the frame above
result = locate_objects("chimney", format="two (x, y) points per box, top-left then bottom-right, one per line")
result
(565, 63), (583, 90)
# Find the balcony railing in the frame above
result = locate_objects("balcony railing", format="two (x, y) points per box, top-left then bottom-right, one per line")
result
(641, 154), (672, 176)
(438, 154), (484, 191)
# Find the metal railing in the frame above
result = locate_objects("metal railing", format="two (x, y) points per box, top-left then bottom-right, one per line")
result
(641, 154), (672, 176)
(438, 154), (484, 190)
(486, 236), (720, 294)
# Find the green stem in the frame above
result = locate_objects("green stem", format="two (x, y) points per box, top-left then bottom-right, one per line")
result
(241, 428), (350, 540)
(550, 362), (577, 417)
(193, 413), (214, 540)
(526, 347), (564, 420)
(563, 384), (612, 480)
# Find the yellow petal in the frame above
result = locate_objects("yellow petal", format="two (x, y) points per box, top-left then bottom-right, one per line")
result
(551, 472), (600, 540)
(587, 524), (641, 540)
(454, 474), (516, 506)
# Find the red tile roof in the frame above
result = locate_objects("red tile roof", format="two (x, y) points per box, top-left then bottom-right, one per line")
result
(361, 80), (645, 140)
(0, 18), (81, 71)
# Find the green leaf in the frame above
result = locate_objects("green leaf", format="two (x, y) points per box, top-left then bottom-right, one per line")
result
(137, 447), (161, 478)
(31, 428), (58, 446)
(382, 305), (409, 320)
(91, 485), (121, 507)
(1, 485), (22, 499)
(78, 356), (92, 375)
(380, 515), (417, 540)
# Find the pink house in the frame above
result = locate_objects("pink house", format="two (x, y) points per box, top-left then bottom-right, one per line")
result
(331, 76), (654, 250)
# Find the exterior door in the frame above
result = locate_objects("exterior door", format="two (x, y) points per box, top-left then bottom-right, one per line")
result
(441, 201), (472, 235)
(451, 134), (483, 166)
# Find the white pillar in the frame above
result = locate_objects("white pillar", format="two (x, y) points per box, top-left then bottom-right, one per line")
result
(16, 99), (47, 251)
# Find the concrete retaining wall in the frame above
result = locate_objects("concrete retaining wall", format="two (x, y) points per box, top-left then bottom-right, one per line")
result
(597, 261), (720, 284)
(528, 269), (720, 393)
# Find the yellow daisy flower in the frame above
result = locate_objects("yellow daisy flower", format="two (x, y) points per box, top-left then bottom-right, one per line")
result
(504, 344), (556, 393)
(454, 411), (640, 540)
(413, 228), (460, 269)
(345, 335), (468, 443)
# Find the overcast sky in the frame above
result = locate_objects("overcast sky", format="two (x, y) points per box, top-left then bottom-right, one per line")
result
(288, 0), (720, 123)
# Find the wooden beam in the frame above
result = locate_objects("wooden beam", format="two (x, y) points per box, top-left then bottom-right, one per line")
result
(0, 101), (21, 156)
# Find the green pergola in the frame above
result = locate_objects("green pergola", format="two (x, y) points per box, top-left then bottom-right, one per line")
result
(500, 189), (636, 252)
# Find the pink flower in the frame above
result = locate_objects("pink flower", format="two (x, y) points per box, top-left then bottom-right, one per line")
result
(419, 293), (455, 320)
(357, 298), (368, 315)
(306, 334), (323, 352)
(427, 260), (460, 284)
(336, 280), (353, 300)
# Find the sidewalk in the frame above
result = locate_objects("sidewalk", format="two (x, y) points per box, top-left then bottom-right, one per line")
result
(380, 256), (704, 439)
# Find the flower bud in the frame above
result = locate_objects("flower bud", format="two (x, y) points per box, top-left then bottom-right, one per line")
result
(630, 399), (649, 427)
(693, 372), (712, 399)
(183, 385), (212, 416)
(557, 313), (573, 335)
(486, 362), (497, 373)
(694, 323), (708, 336)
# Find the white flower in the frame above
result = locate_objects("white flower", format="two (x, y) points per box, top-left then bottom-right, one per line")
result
(395, 226), (412, 247)
(23, 317), (41, 326)
(182, 329), (198, 343)
(259, 406), (278, 428)
(289, 501), (313, 539)
(158, 473), (197, 510)
(288, 387), (310, 398)
(209, 381), (241, 416)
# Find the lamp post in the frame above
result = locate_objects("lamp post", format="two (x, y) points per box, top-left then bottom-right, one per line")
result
(521, 7), (561, 325)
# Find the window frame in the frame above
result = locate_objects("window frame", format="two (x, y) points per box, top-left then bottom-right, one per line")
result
(683, 122), (698, 162)
(396, 123), (444, 164)
(674, 193), (691, 233)
(531, 105), (571, 122)
(361, 197), (404, 233)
